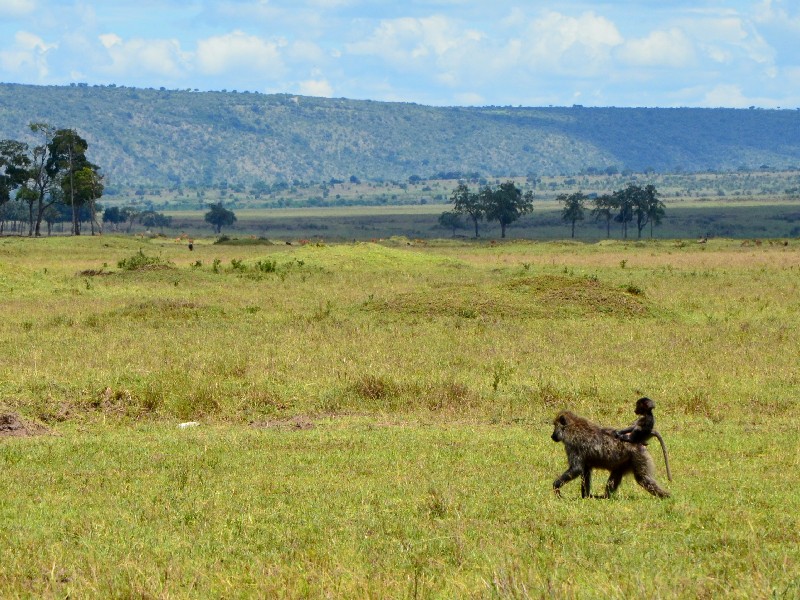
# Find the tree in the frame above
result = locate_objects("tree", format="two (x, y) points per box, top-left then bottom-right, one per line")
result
(15, 185), (38, 234)
(644, 184), (665, 238)
(0, 140), (30, 210)
(613, 188), (634, 239)
(48, 128), (92, 235)
(24, 122), (60, 237)
(623, 184), (664, 239)
(102, 206), (126, 231)
(450, 182), (483, 238)
(591, 193), (616, 238)
(204, 202), (236, 234)
(68, 165), (104, 235)
(1, 126), (99, 237)
(558, 191), (587, 238)
(121, 206), (140, 233)
(140, 210), (173, 232)
(437, 211), (464, 237)
(482, 181), (533, 238)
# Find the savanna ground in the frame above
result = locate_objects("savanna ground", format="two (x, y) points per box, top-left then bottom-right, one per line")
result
(1, 233), (799, 598)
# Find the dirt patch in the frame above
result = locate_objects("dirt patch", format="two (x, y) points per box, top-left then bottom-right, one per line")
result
(250, 415), (315, 431)
(0, 413), (50, 437)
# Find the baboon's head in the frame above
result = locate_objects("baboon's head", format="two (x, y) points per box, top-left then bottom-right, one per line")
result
(551, 412), (569, 442)
(634, 397), (655, 415)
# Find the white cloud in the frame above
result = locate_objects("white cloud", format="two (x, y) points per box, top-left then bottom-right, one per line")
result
(684, 15), (775, 66)
(297, 78), (333, 97)
(521, 11), (623, 74)
(753, 0), (800, 30)
(617, 28), (695, 68)
(347, 15), (483, 68)
(0, 0), (35, 17)
(0, 31), (54, 78)
(454, 91), (484, 106)
(99, 34), (188, 78)
(700, 83), (756, 108)
(196, 31), (284, 76)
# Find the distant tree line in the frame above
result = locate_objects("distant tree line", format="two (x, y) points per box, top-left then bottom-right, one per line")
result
(441, 182), (665, 239)
(443, 181), (534, 238)
(1, 123), (104, 236)
(557, 184), (665, 239)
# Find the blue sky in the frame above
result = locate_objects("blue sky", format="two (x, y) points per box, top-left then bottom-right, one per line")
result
(1, 0), (798, 108)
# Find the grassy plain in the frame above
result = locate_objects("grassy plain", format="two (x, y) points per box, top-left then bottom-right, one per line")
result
(1, 234), (799, 598)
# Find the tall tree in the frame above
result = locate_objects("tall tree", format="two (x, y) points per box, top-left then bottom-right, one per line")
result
(48, 128), (92, 236)
(450, 182), (483, 238)
(482, 181), (533, 238)
(23, 122), (59, 237)
(558, 191), (587, 238)
(204, 202), (237, 234)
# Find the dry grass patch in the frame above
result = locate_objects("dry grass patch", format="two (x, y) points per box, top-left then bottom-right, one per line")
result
(367, 274), (649, 319)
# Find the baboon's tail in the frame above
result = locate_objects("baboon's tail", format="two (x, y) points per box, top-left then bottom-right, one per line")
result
(652, 430), (672, 481)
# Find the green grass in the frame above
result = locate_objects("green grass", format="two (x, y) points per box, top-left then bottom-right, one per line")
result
(1, 235), (799, 597)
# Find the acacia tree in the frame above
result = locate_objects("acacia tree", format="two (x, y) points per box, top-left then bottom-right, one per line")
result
(437, 211), (463, 237)
(558, 191), (587, 238)
(205, 202), (237, 234)
(591, 193), (616, 238)
(613, 188), (634, 239)
(623, 183), (665, 239)
(482, 181), (533, 238)
(644, 184), (665, 238)
(102, 206), (126, 232)
(450, 182), (483, 238)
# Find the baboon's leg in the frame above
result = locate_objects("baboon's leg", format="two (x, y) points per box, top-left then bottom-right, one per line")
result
(580, 468), (592, 499)
(602, 466), (627, 498)
(633, 473), (671, 498)
(632, 453), (671, 498)
(553, 465), (582, 496)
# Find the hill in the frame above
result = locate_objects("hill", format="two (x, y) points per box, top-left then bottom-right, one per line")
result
(1, 82), (799, 188)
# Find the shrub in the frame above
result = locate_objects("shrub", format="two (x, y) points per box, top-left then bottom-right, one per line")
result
(117, 250), (171, 271)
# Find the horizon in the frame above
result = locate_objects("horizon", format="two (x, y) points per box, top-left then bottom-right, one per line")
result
(1, 1), (798, 109)
(2, 80), (799, 112)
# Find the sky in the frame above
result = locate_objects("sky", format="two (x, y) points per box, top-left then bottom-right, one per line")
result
(0, 0), (798, 108)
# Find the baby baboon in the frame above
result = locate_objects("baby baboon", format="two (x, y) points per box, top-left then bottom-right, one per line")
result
(551, 410), (670, 499)
(614, 397), (672, 481)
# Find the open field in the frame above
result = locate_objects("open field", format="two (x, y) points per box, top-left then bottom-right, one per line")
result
(1, 235), (799, 597)
(152, 198), (800, 241)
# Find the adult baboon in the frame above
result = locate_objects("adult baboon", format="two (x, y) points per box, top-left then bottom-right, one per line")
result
(614, 397), (672, 481)
(551, 410), (670, 499)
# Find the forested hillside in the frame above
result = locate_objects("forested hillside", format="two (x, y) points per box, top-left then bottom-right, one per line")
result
(1, 83), (798, 188)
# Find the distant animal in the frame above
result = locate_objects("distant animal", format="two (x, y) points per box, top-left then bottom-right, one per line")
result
(551, 410), (670, 499)
(188, 242), (193, 251)
(614, 397), (672, 481)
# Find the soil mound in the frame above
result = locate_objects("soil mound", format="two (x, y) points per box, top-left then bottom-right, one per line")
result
(0, 413), (49, 437)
